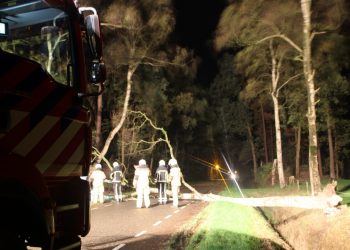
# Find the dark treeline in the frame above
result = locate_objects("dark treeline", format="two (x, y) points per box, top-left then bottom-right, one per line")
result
(82, 0), (350, 187)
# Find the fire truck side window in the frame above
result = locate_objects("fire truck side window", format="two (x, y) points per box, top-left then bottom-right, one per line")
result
(0, 2), (73, 86)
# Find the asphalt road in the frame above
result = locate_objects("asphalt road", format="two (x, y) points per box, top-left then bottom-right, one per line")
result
(81, 181), (224, 250)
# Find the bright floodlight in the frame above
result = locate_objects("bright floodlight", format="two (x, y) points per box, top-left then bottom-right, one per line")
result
(230, 173), (236, 179)
(215, 164), (220, 170)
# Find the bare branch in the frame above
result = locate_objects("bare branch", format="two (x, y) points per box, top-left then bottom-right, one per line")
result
(92, 146), (113, 171)
(310, 31), (327, 41)
(101, 22), (131, 30)
(128, 110), (175, 158)
(256, 34), (302, 53)
(277, 73), (303, 94)
(141, 56), (187, 67)
(123, 138), (163, 147)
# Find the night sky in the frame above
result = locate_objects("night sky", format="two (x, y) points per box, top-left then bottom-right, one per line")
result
(172, 0), (227, 85)
(172, 1), (350, 86)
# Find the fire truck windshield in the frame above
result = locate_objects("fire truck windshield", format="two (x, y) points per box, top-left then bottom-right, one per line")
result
(0, 2), (73, 86)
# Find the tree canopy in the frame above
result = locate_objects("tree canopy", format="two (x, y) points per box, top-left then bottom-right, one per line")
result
(82, 0), (350, 186)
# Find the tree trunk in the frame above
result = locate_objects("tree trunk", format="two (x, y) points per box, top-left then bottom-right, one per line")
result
(95, 85), (103, 148)
(121, 127), (125, 166)
(271, 159), (277, 186)
(202, 193), (342, 210)
(260, 102), (269, 163)
(247, 125), (258, 182)
(301, 0), (321, 195)
(327, 116), (335, 179)
(270, 125), (275, 161)
(144, 189), (342, 211)
(97, 64), (136, 163)
(334, 137), (339, 179)
(271, 94), (285, 188)
(317, 146), (323, 178)
(270, 41), (286, 188)
(295, 126), (301, 179)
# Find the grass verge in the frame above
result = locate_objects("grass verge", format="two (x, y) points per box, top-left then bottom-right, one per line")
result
(184, 200), (290, 250)
(167, 178), (350, 250)
(167, 188), (291, 250)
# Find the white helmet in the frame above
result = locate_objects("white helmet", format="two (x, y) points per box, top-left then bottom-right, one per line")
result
(113, 161), (119, 167)
(95, 163), (102, 169)
(159, 160), (165, 166)
(168, 158), (177, 166)
(139, 159), (146, 166)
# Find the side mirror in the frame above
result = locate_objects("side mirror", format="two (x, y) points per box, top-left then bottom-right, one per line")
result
(90, 60), (106, 84)
(79, 7), (106, 85)
(85, 14), (100, 38)
(85, 14), (102, 60)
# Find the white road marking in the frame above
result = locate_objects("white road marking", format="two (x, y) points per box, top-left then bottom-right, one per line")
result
(180, 206), (186, 209)
(153, 220), (162, 226)
(113, 243), (126, 250)
(174, 210), (180, 213)
(134, 230), (147, 237)
(91, 207), (98, 210)
(104, 204), (112, 207)
(165, 214), (172, 219)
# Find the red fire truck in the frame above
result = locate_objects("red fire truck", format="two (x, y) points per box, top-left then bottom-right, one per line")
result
(0, 0), (105, 249)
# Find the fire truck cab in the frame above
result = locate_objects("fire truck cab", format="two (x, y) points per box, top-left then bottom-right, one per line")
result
(0, 0), (105, 249)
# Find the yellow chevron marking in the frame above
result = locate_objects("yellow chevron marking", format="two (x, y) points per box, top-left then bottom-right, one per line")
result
(57, 141), (85, 176)
(56, 163), (81, 176)
(68, 140), (85, 163)
(38, 163), (81, 176)
(37, 122), (82, 172)
(0, 110), (27, 139)
(14, 116), (58, 156)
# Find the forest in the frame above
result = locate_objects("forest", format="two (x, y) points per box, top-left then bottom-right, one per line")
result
(81, 0), (350, 194)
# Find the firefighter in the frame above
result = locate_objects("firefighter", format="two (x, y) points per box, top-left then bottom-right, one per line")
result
(90, 163), (106, 204)
(168, 158), (182, 207)
(133, 159), (151, 208)
(155, 159), (168, 205)
(110, 161), (123, 203)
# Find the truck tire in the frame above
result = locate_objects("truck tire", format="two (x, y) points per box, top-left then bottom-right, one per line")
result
(0, 232), (26, 250)
(54, 235), (81, 250)
(0, 180), (50, 249)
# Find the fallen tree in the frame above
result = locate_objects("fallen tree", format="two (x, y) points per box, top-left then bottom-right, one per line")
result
(98, 110), (342, 213)
(200, 193), (342, 210)
(131, 181), (343, 212)
(151, 179), (343, 215)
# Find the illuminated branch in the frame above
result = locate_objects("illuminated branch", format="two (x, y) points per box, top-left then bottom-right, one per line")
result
(101, 22), (132, 30)
(256, 34), (302, 53)
(141, 56), (186, 67)
(46, 32), (68, 74)
(310, 31), (326, 42)
(127, 110), (205, 197)
(277, 73), (303, 96)
(92, 146), (112, 170)
(128, 110), (175, 158)
(123, 138), (163, 156)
